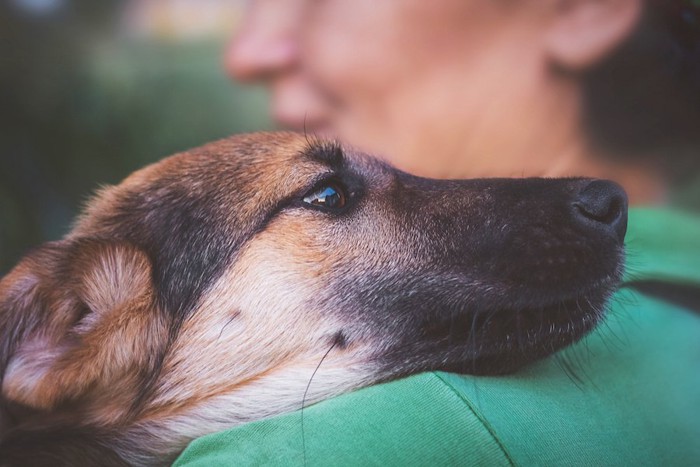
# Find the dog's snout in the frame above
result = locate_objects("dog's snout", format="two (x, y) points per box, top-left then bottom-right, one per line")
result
(573, 180), (628, 242)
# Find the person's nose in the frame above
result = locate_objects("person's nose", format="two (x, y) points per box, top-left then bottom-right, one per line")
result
(225, 9), (300, 82)
(226, 34), (298, 82)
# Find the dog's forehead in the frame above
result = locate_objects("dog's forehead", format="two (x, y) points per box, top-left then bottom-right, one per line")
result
(153, 132), (327, 187)
(208, 132), (387, 179)
(75, 132), (381, 235)
(116, 133), (389, 201)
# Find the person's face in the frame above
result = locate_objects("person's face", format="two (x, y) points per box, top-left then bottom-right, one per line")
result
(226, 1), (640, 179)
(227, 0), (551, 177)
(225, 0), (331, 131)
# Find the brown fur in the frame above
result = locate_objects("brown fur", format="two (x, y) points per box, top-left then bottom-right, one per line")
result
(0, 132), (627, 465)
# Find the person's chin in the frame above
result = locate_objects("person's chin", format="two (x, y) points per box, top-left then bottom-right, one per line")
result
(272, 110), (334, 138)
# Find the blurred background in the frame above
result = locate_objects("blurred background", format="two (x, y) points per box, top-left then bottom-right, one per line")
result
(1, 0), (699, 275)
(0, 0), (272, 274)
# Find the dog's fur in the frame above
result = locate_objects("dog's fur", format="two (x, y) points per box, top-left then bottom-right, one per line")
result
(0, 132), (626, 465)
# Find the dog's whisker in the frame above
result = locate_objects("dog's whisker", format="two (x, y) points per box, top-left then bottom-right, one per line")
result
(468, 308), (481, 374)
(515, 308), (524, 353)
(303, 113), (311, 147)
(301, 339), (339, 466)
(554, 353), (586, 389)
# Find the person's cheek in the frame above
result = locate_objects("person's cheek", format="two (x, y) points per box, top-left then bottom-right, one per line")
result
(303, 0), (390, 99)
(300, 0), (420, 157)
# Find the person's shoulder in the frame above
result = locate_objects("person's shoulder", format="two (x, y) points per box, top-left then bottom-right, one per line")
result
(175, 371), (512, 466)
(438, 287), (700, 466)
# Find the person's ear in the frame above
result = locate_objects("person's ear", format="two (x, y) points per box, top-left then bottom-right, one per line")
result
(544, 0), (643, 71)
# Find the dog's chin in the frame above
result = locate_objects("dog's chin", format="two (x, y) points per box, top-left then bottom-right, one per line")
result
(443, 296), (606, 375)
(386, 276), (620, 377)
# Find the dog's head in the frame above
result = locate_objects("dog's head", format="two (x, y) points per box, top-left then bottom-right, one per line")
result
(0, 132), (627, 464)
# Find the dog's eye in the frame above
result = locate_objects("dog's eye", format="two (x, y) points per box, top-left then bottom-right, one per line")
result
(303, 183), (347, 210)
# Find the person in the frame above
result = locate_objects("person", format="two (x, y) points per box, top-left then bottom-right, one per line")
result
(223, 0), (699, 205)
(176, 0), (700, 465)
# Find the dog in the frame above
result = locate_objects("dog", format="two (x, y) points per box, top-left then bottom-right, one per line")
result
(0, 132), (627, 465)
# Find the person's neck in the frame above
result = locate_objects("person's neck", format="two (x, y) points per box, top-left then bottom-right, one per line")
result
(450, 80), (668, 206)
(539, 140), (668, 206)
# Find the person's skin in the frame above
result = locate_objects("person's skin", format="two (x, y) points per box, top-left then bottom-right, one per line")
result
(225, 0), (666, 204)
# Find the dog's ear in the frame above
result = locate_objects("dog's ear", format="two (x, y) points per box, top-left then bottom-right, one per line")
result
(0, 239), (166, 417)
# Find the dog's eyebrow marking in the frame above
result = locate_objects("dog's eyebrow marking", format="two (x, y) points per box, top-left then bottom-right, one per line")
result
(302, 139), (344, 167)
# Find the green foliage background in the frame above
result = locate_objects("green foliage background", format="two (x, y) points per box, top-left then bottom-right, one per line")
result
(0, 2), (272, 274)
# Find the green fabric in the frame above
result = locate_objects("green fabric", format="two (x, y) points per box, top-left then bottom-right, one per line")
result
(175, 208), (700, 466)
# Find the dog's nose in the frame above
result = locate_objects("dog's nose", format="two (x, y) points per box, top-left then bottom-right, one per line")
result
(573, 180), (628, 242)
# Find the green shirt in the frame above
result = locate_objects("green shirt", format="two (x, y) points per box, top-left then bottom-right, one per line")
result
(175, 208), (700, 466)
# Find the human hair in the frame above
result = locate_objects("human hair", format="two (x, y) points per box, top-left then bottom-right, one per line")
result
(582, 0), (700, 180)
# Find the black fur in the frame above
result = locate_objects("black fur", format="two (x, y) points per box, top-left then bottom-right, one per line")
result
(0, 427), (127, 467)
(325, 175), (626, 377)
